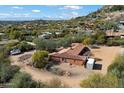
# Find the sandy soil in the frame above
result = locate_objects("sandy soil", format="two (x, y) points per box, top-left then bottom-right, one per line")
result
(9, 46), (122, 88)
(91, 46), (121, 74)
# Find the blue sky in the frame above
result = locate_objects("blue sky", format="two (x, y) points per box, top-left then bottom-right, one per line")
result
(0, 5), (103, 20)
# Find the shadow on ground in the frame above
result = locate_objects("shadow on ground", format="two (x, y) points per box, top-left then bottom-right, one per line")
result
(93, 63), (102, 70)
(94, 58), (103, 61)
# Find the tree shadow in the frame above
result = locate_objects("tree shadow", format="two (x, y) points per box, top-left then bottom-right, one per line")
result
(94, 58), (103, 61)
(90, 45), (100, 49)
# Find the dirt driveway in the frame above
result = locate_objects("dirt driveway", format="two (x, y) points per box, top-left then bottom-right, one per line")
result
(10, 50), (92, 87)
(9, 46), (122, 87)
(91, 46), (121, 74)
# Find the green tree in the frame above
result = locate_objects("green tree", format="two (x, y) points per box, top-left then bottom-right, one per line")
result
(0, 35), (2, 41)
(83, 37), (92, 46)
(17, 41), (34, 52)
(0, 47), (11, 64)
(93, 30), (106, 44)
(0, 64), (20, 83)
(5, 41), (19, 55)
(9, 30), (21, 39)
(32, 50), (48, 68)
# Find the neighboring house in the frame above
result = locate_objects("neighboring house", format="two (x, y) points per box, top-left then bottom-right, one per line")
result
(106, 30), (124, 38)
(0, 33), (5, 39)
(38, 32), (52, 39)
(38, 34), (50, 39)
(10, 48), (21, 55)
(0, 33), (5, 36)
(43, 32), (52, 35)
(38, 34), (47, 39)
(119, 21), (124, 30)
(49, 43), (91, 66)
(106, 21), (124, 38)
(55, 32), (61, 35)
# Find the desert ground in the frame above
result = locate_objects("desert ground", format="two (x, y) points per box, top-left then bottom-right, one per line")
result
(10, 46), (122, 87)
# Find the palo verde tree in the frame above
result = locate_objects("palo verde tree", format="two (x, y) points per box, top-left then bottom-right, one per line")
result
(32, 50), (48, 68)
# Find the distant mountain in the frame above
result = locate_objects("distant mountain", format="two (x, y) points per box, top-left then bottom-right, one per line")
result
(0, 5), (124, 32)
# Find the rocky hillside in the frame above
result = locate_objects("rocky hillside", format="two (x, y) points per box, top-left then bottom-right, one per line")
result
(0, 5), (124, 33)
(75, 5), (124, 22)
(70, 5), (124, 31)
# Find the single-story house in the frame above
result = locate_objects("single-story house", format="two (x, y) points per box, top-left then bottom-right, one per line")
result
(106, 31), (124, 38)
(49, 43), (91, 66)
(0, 33), (5, 39)
(0, 33), (5, 36)
(119, 21), (124, 30)
(38, 32), (52, 39)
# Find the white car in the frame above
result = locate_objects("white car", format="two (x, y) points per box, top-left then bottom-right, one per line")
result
(10, 49), (21, 55)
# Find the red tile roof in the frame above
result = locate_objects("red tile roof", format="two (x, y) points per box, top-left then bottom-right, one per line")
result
(49, 43), (87, 61)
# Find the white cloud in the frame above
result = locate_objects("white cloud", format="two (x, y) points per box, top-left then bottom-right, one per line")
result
(0, 13), (31, 19)
(60, 6), (82, 10)
(13, 13), (30, 17)
(59, 16), (64, 19)
(61, 11), (79, 19)
(23, 14), (30, 17)
(71, 12), (79, 17)
(12, 6), (23, 9)
(46, 16), (52, 18)
(0, 13), (11, 16)
(32, 10), (41, 13)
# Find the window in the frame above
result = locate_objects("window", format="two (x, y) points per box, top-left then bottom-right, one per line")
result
(62, 58), (67, 63)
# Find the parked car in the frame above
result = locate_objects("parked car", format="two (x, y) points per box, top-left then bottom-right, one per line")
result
(10, 48), (21, 55)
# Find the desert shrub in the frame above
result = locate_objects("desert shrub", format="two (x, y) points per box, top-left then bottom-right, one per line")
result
(34, 33), (84, 52)
(106, 38), (124, 46)
(17, 41), (34, 52)
(45, 40), (57, 52)
(102, 73), (119, 88)
(0, 47), (19, 84)
(47, 78), (68, 88)
(50, 67), (64, 76)
(9, 30), (21, 39)
(92, 30), (106, 45)
(0, 52), (10, 65)
(106, 39), (113, 46)
(25, 36), (33, 42)
(10, 72), (45, 88)
(5, 41), (19, 55)
(108, 55), (124, 87)
(0, 65), (20, 83)
(80, 73), (119, 88)
(110, 5), (124, 12)
(108, 55), (124, 77)
(34, 39), (57, 52)
(32, 50), (48, 68)
(0, 47), (11, 65)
